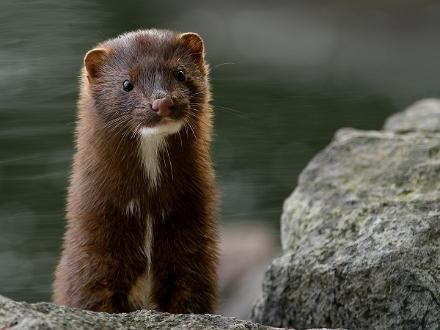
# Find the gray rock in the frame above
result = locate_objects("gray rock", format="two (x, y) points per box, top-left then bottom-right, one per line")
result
(0, 294), (285, 330)
(384, 98), (440, 133)
(252, 100), (440, 330)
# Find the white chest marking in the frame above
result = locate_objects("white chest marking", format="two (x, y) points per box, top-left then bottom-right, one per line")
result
(144, 213), (154, 265)
(127, 213), (155, 309)
(138, 121), (183, 188)
(138, 132), (166, 188)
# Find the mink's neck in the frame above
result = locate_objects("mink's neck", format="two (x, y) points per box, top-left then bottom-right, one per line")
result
(74, 114), (202, 199)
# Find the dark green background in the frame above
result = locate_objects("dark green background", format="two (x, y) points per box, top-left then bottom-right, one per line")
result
(0, 0), (439, 305)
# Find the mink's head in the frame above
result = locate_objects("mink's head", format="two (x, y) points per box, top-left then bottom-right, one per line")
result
(82, 29), (210, 138)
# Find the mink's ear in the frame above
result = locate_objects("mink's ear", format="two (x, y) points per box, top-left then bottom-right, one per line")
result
(84, 48), (109, 80)
(180, 32), (205, 67)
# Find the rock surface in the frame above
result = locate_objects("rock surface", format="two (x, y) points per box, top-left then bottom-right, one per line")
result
(0, 295), (283, 330)
(252, 99), (440, 329)
(384, 98), (440, 133)
(0, 294), (344, 330)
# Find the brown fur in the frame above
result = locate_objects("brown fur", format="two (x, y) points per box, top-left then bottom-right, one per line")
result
(53, 29), (218, 314)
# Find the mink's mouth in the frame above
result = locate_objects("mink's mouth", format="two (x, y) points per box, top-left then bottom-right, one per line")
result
(132, 104), (190, 137)
(157, 117), (178, 125)
(138, 117), (184, 137)
(142, 114), (183, 128)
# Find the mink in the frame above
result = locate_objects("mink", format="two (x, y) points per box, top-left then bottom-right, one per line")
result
(53, 29), (218, 314)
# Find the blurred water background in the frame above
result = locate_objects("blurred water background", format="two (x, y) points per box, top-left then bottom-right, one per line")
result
(1, 0), (439, 319)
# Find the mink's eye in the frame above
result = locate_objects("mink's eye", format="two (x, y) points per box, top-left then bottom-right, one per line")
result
(122, 80), (134, 92)
(175, 69), (185, 82)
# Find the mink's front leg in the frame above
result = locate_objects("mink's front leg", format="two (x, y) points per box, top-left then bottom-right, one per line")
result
(150, 211), (218, 314)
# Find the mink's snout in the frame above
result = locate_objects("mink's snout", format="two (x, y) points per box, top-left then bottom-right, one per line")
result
(151, 97), (174, 117)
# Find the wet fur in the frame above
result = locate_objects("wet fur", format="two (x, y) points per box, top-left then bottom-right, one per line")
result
(53, 29), (218, 314)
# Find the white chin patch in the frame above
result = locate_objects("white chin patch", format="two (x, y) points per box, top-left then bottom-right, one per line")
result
(139, 120), (183, 137)
(138, 120), (183, 189)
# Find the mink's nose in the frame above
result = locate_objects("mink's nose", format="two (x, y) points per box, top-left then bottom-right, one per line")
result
(151, 97), (174, 117)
